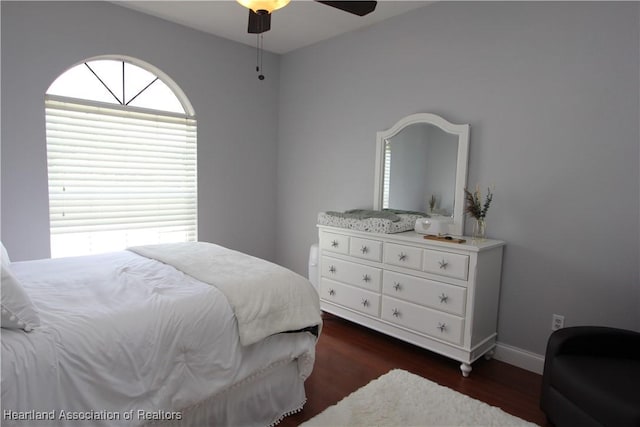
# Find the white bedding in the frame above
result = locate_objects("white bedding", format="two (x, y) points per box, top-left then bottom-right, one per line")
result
(129, 242), (322, 346)
(1, 250), (318, 427)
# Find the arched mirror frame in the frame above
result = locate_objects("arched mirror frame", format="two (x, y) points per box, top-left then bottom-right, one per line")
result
(373, 113), (470, 236)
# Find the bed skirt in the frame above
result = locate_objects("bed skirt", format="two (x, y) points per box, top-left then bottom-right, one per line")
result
(150, 359), (307, 427)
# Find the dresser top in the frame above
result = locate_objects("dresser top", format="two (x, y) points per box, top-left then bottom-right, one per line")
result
(317, 225), (505, 252)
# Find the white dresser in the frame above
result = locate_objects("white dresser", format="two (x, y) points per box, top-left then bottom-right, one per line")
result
(318, 225), (505, 376)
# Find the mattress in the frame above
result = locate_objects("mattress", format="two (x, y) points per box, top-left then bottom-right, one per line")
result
(1, 251), (317, 427)
(317, 211), (424, 233)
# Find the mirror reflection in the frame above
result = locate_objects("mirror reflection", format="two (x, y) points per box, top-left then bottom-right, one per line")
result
(383, 123), (458, 216)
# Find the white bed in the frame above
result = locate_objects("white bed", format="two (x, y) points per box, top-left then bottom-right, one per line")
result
(1, 242), (321, 427)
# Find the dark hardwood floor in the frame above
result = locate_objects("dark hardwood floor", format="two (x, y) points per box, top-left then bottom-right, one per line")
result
(280, 313), (550, 426)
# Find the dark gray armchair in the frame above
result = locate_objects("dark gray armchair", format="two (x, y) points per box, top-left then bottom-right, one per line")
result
(540, 326), (640, 427)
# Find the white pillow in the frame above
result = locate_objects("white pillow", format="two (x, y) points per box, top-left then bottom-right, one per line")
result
(1, 243), (40, 332)
(1, 241), (9, 264)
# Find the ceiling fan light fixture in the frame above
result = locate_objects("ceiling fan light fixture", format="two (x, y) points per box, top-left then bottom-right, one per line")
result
(237, 0), (290, 14)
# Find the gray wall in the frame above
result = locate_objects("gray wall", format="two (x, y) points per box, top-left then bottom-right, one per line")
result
(1, 1), (280, 262)
(276, 2), (640, 355)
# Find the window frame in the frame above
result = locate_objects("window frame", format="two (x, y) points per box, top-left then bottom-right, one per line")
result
(45, 56), (198, 258)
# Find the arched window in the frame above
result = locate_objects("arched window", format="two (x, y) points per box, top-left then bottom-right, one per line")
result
(45, 57), (197, 258)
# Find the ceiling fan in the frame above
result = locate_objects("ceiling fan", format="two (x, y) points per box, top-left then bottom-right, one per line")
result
(237, 0), (377, 79)
(237, 0), (378, 34)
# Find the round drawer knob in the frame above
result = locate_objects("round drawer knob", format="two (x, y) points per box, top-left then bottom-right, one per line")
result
(393, 282), (402, 291)
(439, 293), (449, 303)
(329, 265), (336, 274)
(362, 274), (371, 282)
(361, 298), (369, 307)
(398, 253), (407, 261)
(439, 259), (449, 269)
(437, 322), (447, 332)
(360, 246), (369, 254)
(392, 308), (401, 317)
(328, 289), (336, 296)
(331, 240), (339, 248)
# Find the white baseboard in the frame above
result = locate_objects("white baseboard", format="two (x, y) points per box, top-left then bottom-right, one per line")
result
(493, 341), (545, 375)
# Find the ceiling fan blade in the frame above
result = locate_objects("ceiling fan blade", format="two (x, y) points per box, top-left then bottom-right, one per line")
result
(316, 1), (377, 16)
(248, 9), (271, 34)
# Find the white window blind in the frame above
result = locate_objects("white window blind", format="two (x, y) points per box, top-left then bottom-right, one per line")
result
(382, 141), (391, 209)
(45, 96), (197, 258)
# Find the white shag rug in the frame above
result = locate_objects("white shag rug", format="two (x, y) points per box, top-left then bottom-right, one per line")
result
(300, 369), (539, 427)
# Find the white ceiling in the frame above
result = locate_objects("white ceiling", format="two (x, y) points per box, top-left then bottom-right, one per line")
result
(114, 1), (432, 54)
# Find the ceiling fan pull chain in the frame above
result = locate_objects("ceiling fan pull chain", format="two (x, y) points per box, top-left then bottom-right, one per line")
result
(256, 34), (265, 80)
(256, 34), (260, 73)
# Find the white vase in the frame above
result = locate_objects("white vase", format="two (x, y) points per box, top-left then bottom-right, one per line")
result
(472, 218), (486, 242)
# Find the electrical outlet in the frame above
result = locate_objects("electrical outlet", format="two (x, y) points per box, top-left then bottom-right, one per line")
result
(551, 314), (565, 331)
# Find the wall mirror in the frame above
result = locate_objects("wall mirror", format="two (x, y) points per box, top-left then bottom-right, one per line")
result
(373, 113), (470, 236)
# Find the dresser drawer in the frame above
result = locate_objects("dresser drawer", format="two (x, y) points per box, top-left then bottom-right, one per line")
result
(349, 236), (382, 262)
(384, 243), (423, 271)
(381, 296), (464, 345)
(321, 278), (381, 317)
(382, 271), (467, 317)
(319, 231), (349, 255)
(423, 249), (469, 281)
(321, 256), (382, 292)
